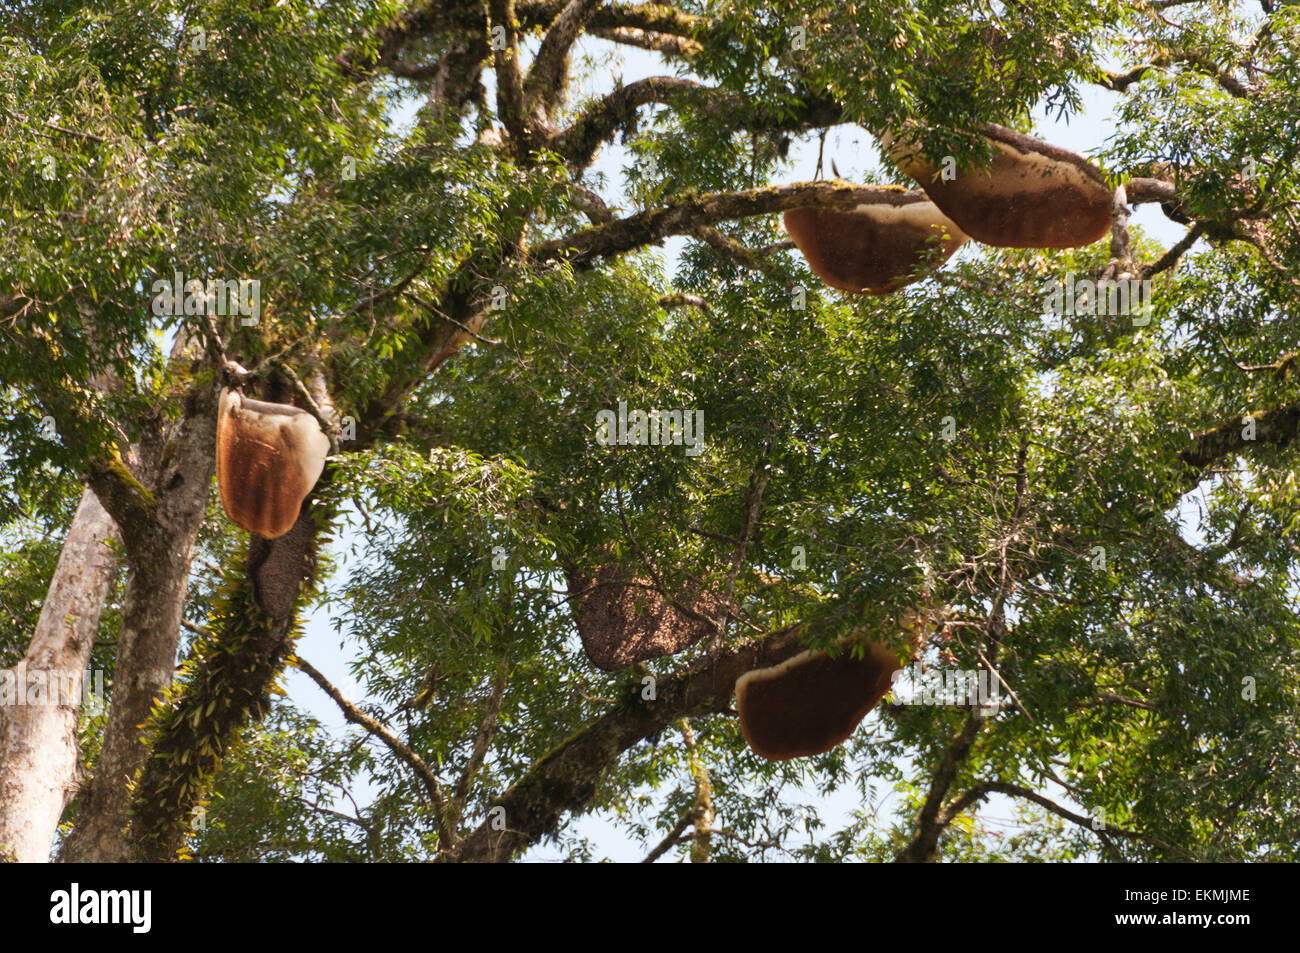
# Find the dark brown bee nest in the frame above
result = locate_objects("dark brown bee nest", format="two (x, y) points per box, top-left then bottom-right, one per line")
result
(784, 189), (967, 295)
(884, 123), (1116, 250)
(736, 639), (902, 762)
(565, 562), (722, 672)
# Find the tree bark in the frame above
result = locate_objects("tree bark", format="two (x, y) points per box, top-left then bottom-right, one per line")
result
(0, 487), (119, 862)
(57, 386), (218, 862)
(127, 369), (340, 861)
(127, 498), (330, 861)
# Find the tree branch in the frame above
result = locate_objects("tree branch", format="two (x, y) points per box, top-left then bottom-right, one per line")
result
(522, 0), (605, 116)
(295, 655), (456, 849)
(590, 25), (702, 56)
(1140, 222), (1204, 279)
(450, 658), (510, 829)
(691, 226), (794, 269)
(449, 624), (806, 862)
(948, 780), (1195, 860)
(489, 0), (529, 155)
(641, 810), (694, 863)
(521, 0), (705, 39)
(548, 77), (841, 168)
(530, 180), (917, 269)
(549, 75), (709, 167)
(895, 708), (987, 862)
(1180, 404), (1300, 476)
(679, 717), (713, 862)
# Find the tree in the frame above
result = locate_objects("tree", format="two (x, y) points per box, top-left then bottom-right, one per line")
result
(1, 0), (1297, 863)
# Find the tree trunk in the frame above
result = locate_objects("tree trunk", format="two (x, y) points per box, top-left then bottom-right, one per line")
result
(128, 368), (339, 861)
(58, 387), (218, 862)
(0, 487), (119, 862)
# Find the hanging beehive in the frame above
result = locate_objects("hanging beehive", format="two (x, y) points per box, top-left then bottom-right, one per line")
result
(216, 363), (330, 540)
(883, 124), (1115, 249)
(566, 562), (721, 671)
(736, 639), (902, 761)
(783, 190), (968, 294)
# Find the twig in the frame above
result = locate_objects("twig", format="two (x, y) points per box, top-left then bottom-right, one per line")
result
(947, 780), (1195, 860)
(451, 658), (510, 827)
(294, 655), (456, 850)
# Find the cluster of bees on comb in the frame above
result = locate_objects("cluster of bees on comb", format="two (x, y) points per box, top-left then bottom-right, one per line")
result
(785, 122), (1117, 293)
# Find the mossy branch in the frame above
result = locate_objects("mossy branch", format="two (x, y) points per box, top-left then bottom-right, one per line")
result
(127, 498), (334, 861)
(1180, 405), (1300, 482)
(85, 449), (158, 551)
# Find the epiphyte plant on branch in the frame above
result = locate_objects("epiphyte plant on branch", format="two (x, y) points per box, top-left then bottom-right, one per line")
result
(0, 0), (1298, 865)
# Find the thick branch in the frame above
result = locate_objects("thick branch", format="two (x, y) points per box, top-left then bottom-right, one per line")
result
(591, 26), (702, 56)
(530, 180), (914, 269)
(1125, 176), (1179, 205)
(522, 0), (605, 115)
(489, 0), (529, 154)
(549, 77), (841, 168)
(1180, 405), (1300, 476)
(520, 1), (705, 39)
(549, 76), (709, 167)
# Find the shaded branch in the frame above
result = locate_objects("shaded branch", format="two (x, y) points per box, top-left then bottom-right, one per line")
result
(1139, 222), (1204, 279)
(450, 658), (510, 828)
(895, 708), (987, 862)
(549, 75), (709, 167)
(692, 225), (794, 268)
